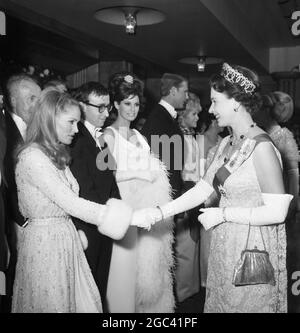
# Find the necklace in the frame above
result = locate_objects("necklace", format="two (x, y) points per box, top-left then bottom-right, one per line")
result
(224, 122), (256, 163)
(229, 122), (256, 147)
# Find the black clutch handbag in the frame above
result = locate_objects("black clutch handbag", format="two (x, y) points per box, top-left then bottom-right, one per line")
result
(232, 223), (276, 287)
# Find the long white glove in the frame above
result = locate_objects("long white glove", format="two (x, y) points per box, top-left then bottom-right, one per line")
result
(199, 193), (293, 230)
(159, 178), (214, 221)
(130, 179), (214, 227)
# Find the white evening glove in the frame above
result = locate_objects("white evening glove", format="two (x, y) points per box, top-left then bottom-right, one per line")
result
(97, 198), (133, 240)
(199, 193), (293, 231)
(131, 207), (159, 230)
(158, 178), (214, 221)
(130, 179), (214, 227)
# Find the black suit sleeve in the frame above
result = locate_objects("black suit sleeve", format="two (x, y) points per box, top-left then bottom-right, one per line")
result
(141, 110), (170, 161)
(141, 107), (184, 199)
(5, 161), (25, 227)
(70, 146), (104, 204)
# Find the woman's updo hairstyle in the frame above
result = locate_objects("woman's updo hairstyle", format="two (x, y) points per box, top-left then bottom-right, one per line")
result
(262, 91), (294, 123)
(109, 72), (143, 104)
(210, 63), (262, 115)
(177, 92), (202, 129)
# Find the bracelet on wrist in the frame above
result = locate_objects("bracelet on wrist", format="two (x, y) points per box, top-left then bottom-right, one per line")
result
(222, 207), (228, 223)
(156, 206), (165, 222)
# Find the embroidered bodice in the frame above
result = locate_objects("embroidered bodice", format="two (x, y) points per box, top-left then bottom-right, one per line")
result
(16, 146), (105, 224)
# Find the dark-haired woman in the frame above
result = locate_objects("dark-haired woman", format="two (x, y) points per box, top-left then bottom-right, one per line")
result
(137, 63), (293, 312)
(12, 90), (138, 313)
(103, 73), (174, 313)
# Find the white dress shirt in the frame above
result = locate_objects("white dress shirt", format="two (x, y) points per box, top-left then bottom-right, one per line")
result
(83, 120), (103, 149)
(159, 99), (177, 119)
(10, 112), (27, 140)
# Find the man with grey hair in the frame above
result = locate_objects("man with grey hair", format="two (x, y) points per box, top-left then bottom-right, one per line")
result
(3, 73), (41, 311)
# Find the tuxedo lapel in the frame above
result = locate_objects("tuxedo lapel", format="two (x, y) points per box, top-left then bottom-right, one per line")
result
(158, 104), (182, 138)
(5, 112), (24, 153)
(78, 122), (98, 150)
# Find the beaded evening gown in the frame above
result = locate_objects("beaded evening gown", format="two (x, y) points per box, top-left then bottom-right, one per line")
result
(269, 126), (299, 192)
(12, 146), (103, 313)
(269, 122), (299, 167)
(269, 126), (299, 312)
(203, 136), (287, 313)
(105, 127), (174, 313)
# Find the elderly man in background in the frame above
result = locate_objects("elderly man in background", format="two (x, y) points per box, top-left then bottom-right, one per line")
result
(3, 74), (41, 311)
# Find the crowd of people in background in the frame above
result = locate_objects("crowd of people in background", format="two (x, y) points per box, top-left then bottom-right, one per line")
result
(0, 61), (299, 313)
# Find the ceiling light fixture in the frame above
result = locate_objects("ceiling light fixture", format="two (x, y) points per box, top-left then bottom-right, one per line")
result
(179, 56), (223, 72)
(94, 6), (165, 35)
(197, 57), (206, 72)
(125, 13), (137, 34)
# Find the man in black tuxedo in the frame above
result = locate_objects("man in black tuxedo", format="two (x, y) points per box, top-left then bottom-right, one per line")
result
(3, 74), (41, 310)
(141, 73), (189, 305)
(141, 73), (188, 199)
(70, 82), (120, 312)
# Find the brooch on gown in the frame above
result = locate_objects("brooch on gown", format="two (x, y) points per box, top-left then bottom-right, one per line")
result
(218, 184), (227, 198)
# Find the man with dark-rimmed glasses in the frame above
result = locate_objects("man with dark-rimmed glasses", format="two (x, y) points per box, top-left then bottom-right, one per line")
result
(69, 82), (120, 313)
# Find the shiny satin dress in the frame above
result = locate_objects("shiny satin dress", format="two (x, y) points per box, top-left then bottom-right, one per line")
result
(105, 127), (174, 313)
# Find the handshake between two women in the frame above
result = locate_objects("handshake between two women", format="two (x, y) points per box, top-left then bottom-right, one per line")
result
(130, 177), (293, 231)
(130, 179), (216, 231)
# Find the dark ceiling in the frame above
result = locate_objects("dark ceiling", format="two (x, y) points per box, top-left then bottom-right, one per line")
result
(0, 0), (299, 80)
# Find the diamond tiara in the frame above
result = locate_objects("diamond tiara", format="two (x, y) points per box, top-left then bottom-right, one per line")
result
(221, 63), (256, 94)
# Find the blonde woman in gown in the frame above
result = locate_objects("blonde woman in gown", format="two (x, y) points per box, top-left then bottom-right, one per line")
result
(104, 73), (174, 313)
(255, 91), (299, 312)
(255, 92), (299, 220)
(137, 63), (293, 312)
(175, 92), (202, 303)
(12, 90), (138, 313)
(196, 112), (224, 288)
